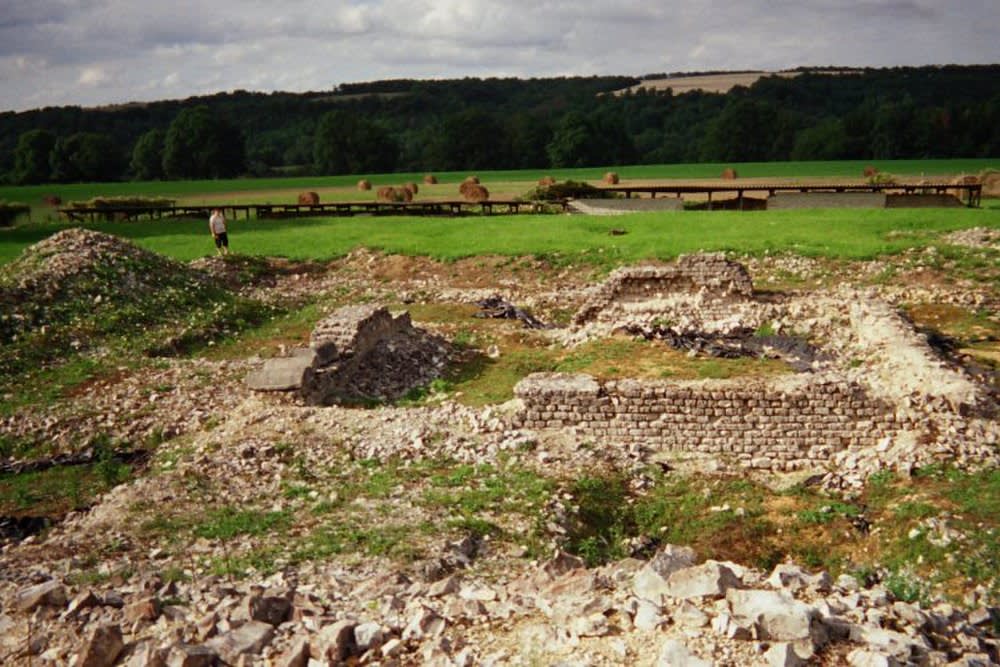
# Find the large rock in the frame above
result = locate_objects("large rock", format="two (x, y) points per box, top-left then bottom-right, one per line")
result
(16, 580), (67, 611)
(248, 594), (292, 626)
(727, 589), (825, 644)
(205, 621), (275, 664)
(312, 619), (357, 662)
(657, 638), (713, 667)
(245, 354), (315, 391)
(165, 643), (216, 667)
(75, 624), (124, 667)
(633, 544), (697, 602)
(665, 561), (742, 599)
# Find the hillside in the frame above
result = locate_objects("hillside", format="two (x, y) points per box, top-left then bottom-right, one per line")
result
(2, 66), (998, 184)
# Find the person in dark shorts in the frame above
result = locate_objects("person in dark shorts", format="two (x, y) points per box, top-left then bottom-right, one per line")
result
(209, 208), (229, 255)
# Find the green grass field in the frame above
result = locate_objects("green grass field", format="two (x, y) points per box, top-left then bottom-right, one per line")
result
(2, 207), (1000, 267)
(1, 157), (997, 266)
(1, 158), (995, 218)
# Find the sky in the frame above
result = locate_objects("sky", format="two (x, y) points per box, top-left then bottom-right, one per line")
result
(1, 0), (998, 113)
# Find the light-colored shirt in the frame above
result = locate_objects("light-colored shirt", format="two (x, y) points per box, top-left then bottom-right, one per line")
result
(209, 212), (227, 235)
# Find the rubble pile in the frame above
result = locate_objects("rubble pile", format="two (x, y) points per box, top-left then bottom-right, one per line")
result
(246, 304), (452, 404)
(2, 545), (997, 666)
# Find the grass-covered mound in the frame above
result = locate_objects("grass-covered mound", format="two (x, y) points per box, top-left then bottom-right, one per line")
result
(0, 228), (273, 380)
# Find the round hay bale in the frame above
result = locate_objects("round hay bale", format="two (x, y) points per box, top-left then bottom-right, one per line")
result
(863, 166), (879, 177)
(602, 172), (619, 185)
(396, 186), (414, 203)
(458, 181), (478, 198)
(357, 179), (372, 191)
(979, 169), (1000, 197)
(463, 175), (480, 184)
(297, 191), (320, 205)
(376, 186), (397, 202)
(462, 184), (489, 203)
(42, 194), (62, 206)
(721, 168), (738, 180)
(403, 182), (419, 196)
(423, 174), (438, 185)
(538, 176), (556, 186)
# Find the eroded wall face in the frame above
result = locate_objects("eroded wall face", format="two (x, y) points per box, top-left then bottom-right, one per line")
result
(515, 373), (903, 471)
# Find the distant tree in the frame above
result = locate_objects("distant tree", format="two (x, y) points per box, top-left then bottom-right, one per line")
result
(700, 99), (786, 162)
(11, 129), (56, 184)
(546, 110), (636, 168)
(162, 106), (246, 179)
(790, 118), (848, 160)
(313, 110), (397, 175)
(49, 132), (122, 183)
(422, 109), (511, 171)
(130, 128), (166, 180)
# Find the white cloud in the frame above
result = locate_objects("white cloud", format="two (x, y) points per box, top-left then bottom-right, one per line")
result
(0, 0), (997, 111)
(78, 66), (110, 86)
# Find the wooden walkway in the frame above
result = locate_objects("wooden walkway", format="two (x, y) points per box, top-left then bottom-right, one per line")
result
(599, 182), (983, 209)
(59, 199), (558, 223)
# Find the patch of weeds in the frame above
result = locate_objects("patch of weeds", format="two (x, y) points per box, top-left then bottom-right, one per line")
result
(281, 483), (313, 500)
(883, 569), (930, 604)
(796, 501), (862, 525)
(696, 360), (732, 379)
(205, 546), (283, 578)
(193, 507), (291, 540)
(754, 322), (776, 337)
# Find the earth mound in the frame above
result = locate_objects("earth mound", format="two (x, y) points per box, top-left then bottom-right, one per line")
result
(0, 228), (268, 374)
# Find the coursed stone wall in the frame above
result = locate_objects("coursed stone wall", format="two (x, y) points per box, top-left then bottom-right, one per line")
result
(514, 372), (903, 471)
(573, 255), (754, 326)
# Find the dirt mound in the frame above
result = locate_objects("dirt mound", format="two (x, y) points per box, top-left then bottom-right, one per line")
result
(0, 228), (263, 374)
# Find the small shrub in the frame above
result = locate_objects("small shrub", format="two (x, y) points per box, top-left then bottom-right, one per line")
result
(0, 201), (30, 227)
(524, 180), (616, 201)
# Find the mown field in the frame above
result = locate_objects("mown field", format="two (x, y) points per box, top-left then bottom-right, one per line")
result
(1, 158), (996, 222)
(1, 207), (999, 267)
(1, 157), (999, 266)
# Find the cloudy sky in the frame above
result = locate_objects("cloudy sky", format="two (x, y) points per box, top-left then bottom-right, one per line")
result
(2, 0), (998, 112)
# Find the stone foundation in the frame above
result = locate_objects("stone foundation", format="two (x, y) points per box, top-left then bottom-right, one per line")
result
(572, 256), (755, 330)
(514, 372), (902, 471)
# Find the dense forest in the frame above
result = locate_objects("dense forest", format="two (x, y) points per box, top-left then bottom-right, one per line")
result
(1, 65), (998, 184)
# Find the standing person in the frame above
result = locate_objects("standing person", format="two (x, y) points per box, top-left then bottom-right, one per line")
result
(209, 208), (229, 255)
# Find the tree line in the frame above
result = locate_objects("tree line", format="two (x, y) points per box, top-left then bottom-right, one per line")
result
(2, 66), (998, 185)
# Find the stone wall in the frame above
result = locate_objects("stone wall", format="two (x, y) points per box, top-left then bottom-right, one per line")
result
(311, 304), (411, 360)
(573, 255), (754, 327)
(514, 372), (902, 471)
